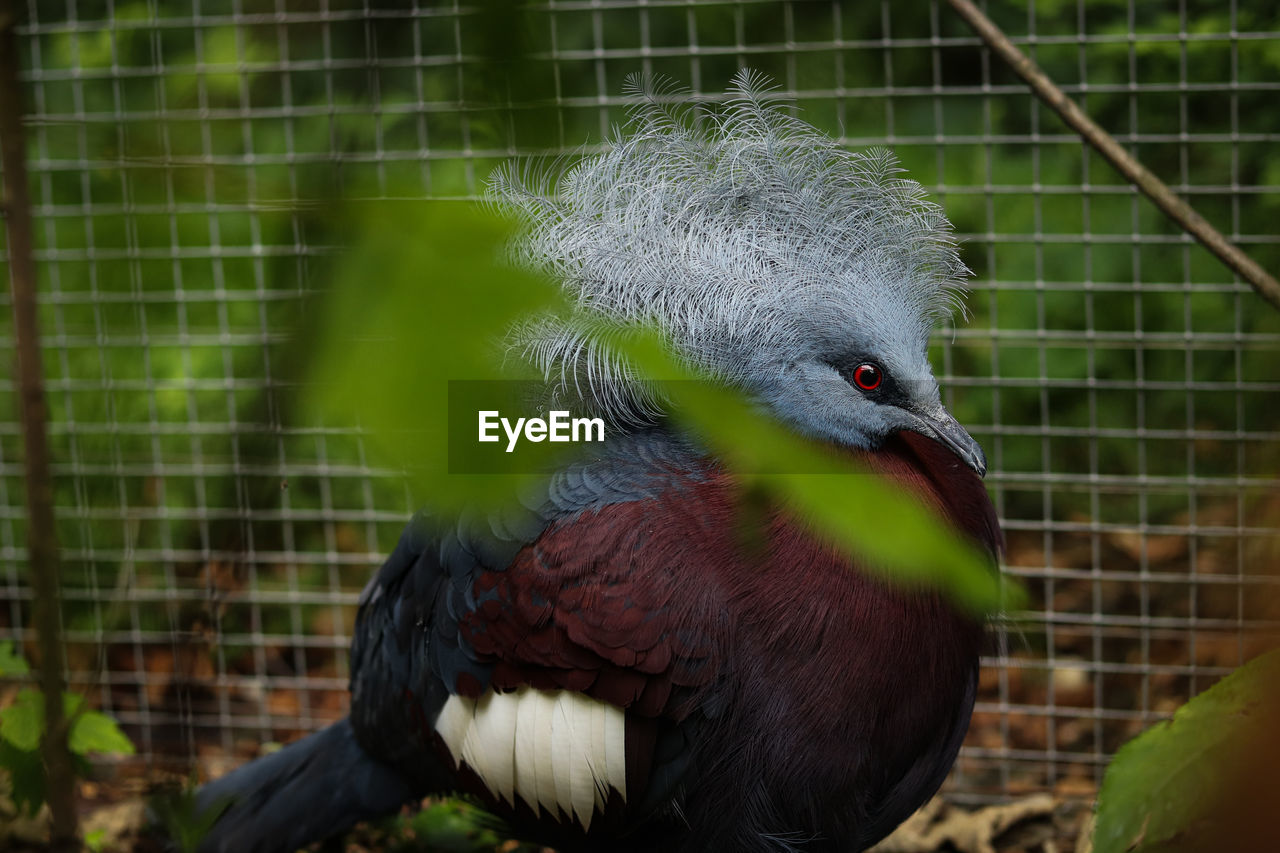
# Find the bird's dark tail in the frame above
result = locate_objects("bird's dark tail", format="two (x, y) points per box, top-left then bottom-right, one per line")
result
(194, 717), (416, 853)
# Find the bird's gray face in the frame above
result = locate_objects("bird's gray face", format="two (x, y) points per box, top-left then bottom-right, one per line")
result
(748, 314), (987, 477)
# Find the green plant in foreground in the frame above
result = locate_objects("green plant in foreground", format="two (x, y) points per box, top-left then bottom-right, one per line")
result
(376, 799), (528, 853)
(1092, 647), (1280, 852)
(0, 640), (135, 817)
(145, 776), (231, 853)
(305, 200), (1020, 617)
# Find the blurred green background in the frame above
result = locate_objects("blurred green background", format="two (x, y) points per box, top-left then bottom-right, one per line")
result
(1, 0), (1277, 806)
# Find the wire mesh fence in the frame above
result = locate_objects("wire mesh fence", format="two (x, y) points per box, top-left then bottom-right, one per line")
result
(2, 0), (1278, 813)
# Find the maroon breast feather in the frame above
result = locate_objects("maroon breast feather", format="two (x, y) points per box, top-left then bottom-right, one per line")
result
(452, 430), (1000, 845)
(458, 429), (1000, 717)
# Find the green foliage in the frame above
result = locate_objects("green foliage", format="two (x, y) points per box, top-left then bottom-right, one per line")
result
(306, 200), (1016, 615)
(1093, 648), (1280, 853)
(146, 778), (231, 853)
(0, 648), (134, 817)
(0, 643), (29, 678)
(304, 200), (566, 511)
(0, 690), (45, 753)
(67, 704), (135, 758)
(0, 742), (46, 817)
(384, 799), (525, 852)
(84, 828), (108, 852)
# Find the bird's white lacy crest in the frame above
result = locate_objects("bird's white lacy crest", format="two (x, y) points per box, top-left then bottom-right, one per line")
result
(488, 70), (969, 429)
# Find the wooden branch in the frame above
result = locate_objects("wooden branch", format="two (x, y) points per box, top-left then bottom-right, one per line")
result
(0, 1), (81, 848)
(946, 0), (1280, 312)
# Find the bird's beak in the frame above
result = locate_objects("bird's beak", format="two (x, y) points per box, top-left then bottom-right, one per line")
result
(905, 406), (988, 478)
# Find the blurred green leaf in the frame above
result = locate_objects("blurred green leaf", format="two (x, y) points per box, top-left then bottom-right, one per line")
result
(0, 740), (47, 816)
(147, 776), (231, 853)
(1093, 648), (1280, 853)
(307, 200), (1017, 615)
(0, 641), (29, 678)
(401, 799), (506, 852)
(69, 709), (136, 757)
(0, 689), (133, 756)
(0, 689), (44, 752)
(305, 200), (567, 511)
(0, 687), (133, 819)
(0, 688), (53, 815)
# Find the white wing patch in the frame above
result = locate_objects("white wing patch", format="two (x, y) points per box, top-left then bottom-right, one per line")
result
(434, 687), (627, 829)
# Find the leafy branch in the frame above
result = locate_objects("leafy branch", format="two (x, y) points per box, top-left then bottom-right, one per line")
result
(1092, 648), (1280, 852)
(0, 2), (80, 847)
(303, 200), (1020, 615)
(0, 642), (135, 821)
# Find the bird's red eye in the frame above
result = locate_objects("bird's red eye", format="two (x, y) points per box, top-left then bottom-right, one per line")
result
(853, 363), (882, 391)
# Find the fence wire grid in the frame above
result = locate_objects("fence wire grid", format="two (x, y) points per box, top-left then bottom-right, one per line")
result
(2, 0), (1279, 809)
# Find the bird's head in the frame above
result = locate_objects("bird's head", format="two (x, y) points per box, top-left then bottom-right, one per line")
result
(491, 71), (986, 477)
